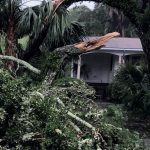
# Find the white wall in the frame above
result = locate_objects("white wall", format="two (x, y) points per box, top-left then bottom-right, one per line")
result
(81, 53), (114, 83)
(73, 51), (143, 84)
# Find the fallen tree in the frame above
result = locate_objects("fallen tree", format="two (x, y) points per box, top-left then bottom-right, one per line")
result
(0, 32), (119, 77)
(43, 32), (120, 81)
(0, 67), (143, 149)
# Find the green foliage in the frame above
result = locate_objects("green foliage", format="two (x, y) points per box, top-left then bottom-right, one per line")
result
(23, 0), (85, 52)
(69, 4), (137, 37)
(0, 33), (5, 53)
(0, 69), (143, 149)
(111, 64), (150, 114)
(18, 36), (29, 50)
(69, 5), (107, 36)
(0, 0), (85, 76)
(101, 105), (126, 127)
(0, 69), (34, 148)
(50, 77), (143, 149)
(0, 69), (75, 149)
(52, 77), (96, 115)
(45, 52), (63, 71)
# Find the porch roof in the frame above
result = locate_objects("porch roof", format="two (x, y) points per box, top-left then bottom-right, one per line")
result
(84, 37), (143, 51)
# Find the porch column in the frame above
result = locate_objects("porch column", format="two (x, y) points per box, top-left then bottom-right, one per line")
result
(119, 55), (125, 64)
(77, 55), (81, 79)
(71, 59), (74, 78)
(119, 55), (122, 64)
(122, 57), (125, 64)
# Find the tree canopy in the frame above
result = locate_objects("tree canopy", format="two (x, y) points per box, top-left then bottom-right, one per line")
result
(0, 0), (85, 74)
(69, 4), (137, 37)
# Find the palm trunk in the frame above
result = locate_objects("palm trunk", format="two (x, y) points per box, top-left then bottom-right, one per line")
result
(23, 0), (65, 62)
(23, 24), (49, 61)
(5, 16), (16, 71)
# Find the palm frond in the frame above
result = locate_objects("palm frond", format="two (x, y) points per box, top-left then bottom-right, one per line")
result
(17, 7), (38, 37)
(27, 0), (85, 52)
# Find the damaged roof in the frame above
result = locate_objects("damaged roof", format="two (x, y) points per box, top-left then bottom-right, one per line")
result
(84, 37), (143, 51)
(74, 32), (120, 52)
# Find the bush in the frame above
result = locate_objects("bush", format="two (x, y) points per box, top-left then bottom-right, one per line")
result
(110, 64), (150, 114)
(0, 70), (143, 149)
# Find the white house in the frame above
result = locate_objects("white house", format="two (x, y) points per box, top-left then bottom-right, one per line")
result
(71, 37), (143, 99)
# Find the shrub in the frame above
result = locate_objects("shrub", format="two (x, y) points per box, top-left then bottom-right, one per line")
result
(110, 64), (150, 114)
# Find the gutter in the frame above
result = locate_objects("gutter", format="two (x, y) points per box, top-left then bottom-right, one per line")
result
(101, 47), (143, 51)
(82, 47), (143, 56)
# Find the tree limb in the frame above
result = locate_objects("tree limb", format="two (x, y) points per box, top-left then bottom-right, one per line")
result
(68, 120), (82, 133)
(0, 55), (41, 74)
(56, 97), (96, 130)
(54, 32), (120, 56)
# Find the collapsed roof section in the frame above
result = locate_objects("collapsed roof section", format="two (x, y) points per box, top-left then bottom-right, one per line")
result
(74, 32), (120, 52)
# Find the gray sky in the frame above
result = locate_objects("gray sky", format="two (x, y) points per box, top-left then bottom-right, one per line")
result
(22, 0), (42, 7)
(23, 0), (95, 10)
(69, 2), (95, 10)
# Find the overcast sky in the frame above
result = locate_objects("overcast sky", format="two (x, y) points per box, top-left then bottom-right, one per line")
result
(69, 2), (95, 10)
(23, 0), (95, 10)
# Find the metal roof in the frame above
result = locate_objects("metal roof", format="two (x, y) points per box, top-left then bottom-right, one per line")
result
(84, 37), (143, 51)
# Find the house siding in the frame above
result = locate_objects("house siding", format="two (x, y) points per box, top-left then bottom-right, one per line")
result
(81, 53), (113, 83)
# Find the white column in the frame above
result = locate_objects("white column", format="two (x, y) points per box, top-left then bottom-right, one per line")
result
(119, 55), (122, 64)
(77, 55), (81, 79)
(122, 57), (125, 64)
(119, 55), (125, 64)
(71, 59), (74, 78)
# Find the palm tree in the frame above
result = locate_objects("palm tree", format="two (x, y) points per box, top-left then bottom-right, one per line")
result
(0, 0), (22, 69)
(22, 0), (85, 61)
(0, 0), (84, 72)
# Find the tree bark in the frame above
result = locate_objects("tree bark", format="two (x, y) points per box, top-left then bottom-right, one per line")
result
(5, 16), (17, 71)
(23, 24), (49, 62)
(140, 34), (150, 72)
(0, 55), (41, 74)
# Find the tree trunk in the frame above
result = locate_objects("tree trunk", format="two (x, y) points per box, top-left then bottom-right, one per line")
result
(120, 13), (125, 37)
(23, 1), (64, 62)
(140, 34), (150, 72)
(23, 24), (49, 62)
(5, 16), (17, 71)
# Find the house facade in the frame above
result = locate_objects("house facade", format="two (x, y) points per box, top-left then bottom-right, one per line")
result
(71, 37), (143, 99)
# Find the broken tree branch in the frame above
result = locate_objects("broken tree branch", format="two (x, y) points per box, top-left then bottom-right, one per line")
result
(68, 120), (82, 133)
(56, 97), (108, 145)
(67, 111), (95, 130)
(56, 97), (96, 130)
(74, 32), (120, 52)
(0, 55), (41, 74)
(78, 139), (93, 150)
(54, 32), (120, 56)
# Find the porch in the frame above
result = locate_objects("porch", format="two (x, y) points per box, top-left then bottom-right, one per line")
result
(70, 37), (144, 100)
(71, 51), (143, 100)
